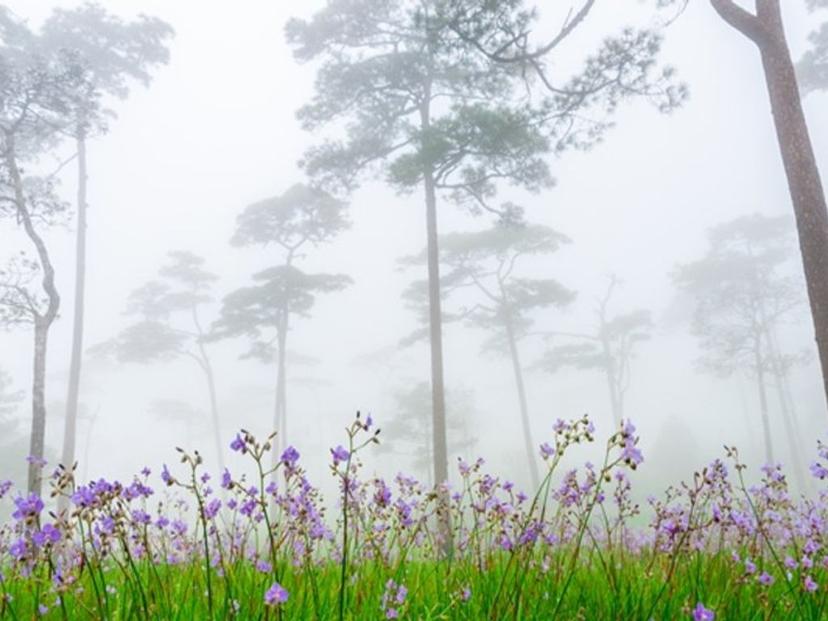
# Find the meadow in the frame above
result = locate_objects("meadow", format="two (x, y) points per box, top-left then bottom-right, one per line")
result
(1, 413), (827, 620)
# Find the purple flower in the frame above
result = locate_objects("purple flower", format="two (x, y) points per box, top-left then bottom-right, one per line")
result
(0, 480), (12, 499)
(161, 465), (173, 486)
(810, 462), (828, 479)
(221, 469), (232, 489)
(264, 582), (288, 606)
(230, 434), (246, 453)
(281, 446), (300, 467)
(758, 572), (775, 586)
(12, 493), (44, 521)
(32, 524), (61, 547)
(9, 538), (27, 560)
(385, 609), (398, 619)
(693, 602), (715, 621)
(395, 584), (407, 605)
(804, 575), (819, 593)
(461, 586), (471, 602)
(540, 442), (554, 460)
(204, 498), (222, 520)
(331, 445), (350, 466)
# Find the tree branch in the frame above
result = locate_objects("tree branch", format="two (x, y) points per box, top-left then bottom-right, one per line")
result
(709, 0), (770, 47)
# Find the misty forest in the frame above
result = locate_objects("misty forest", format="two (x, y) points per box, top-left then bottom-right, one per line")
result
(1, 0), (828, 619)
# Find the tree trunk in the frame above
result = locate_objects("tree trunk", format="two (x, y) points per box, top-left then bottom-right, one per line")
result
(712, 0), (828, 412)
(420, 144), (449, 487)
(765, 328), (806, 489)
(504, 313), (539, 489)
(600, 338), (622, 428)
(60, 132), (88, 511)
(29, 321), (49, 495)
(5, 133), (60, 496)
(273, 310), (288, 465)
(199, 344), (225, 474)
(420, 92), (452, 554)
(753, 339), (775, 465)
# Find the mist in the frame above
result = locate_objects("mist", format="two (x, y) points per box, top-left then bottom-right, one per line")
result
(0, 0), (825, 504)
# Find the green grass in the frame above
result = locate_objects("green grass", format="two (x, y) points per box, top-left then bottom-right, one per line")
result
(2, 548), (825, 620)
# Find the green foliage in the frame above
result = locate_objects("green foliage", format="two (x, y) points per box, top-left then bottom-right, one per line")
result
(401, 224), (575, 351)
(672, 214), (805, 378)
(102, 251), (216, 364)
(231, 184), (349, 250)
(287, 0), (561, 220)
(212, 266), (352, 361)
(799, 0), (828, 94)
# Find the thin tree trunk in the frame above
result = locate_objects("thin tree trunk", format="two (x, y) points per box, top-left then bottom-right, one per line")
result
(765, 328), (806, 488)
(198, 344), (225, 474)
(421, 93), (451, 553)
(192, 305), (225, 473)
(28, 321), (49, 495)
(60, 131), (88, 512)
(274, 310), (288, 464)
(504, 314), (539, 489)
(711, 0), (828, 412)
(599, 333), (622, 428)
(421, 149), (449, 486)
(5, 133), (60, 496)
(753, 340), (775, 465)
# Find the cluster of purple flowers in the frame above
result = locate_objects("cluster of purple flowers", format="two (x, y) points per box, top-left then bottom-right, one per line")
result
(2, 414), (828, 619)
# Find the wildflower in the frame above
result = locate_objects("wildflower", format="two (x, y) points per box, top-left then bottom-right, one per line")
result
(758, 572), (774, 586)
(9, 538), (27, 561)
(230, 434), (246, 453)
(221, 468), (232, 489)
(331, 445), (350, 465)
(161, 464), (173, 486)
(744, 558), (756, 575)
(461, 586), (471, 602)
(264, 582), (288, 606)
(809, 462), (828, 479)
(281, 446), (300, 467)
(204, 498), (221, 520)
(12, 493), (44, 521)
(540, 442), (554, 460)
(693, 602), (715, 621)
(32, 524), (61, 547)
(0, 480), (11, 499)
(804, 575), (818, 592)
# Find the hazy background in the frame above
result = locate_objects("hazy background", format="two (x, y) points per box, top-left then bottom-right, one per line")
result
(0, 0), (825, 497)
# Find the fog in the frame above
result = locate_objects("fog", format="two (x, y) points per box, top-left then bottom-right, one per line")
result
(0, 0), (826, 501)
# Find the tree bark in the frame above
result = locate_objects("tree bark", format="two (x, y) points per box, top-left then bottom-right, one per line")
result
(198, 342), (225, 474)
(420, 113), (450, 489)
(504, 312), (540, 489)
(273, 309), (288, 466)
(60, 131), (88, 510)
(28, 321), (49, 495)
(712, 0), (828, 412)
(753, 338), (775, 465)
(5, 133), (60, 496)
(601, 339), (622, 428)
